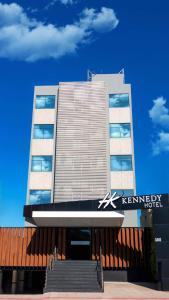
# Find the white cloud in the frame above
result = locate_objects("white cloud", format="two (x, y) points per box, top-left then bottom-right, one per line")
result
(44, 0), (74, 9)
(58, 0), (74, 4)
(152, 131), (169, 155)
(0, 2), (119, 62)
(0, 2), (38, 27)
(149, 96), (169, 128)
(79, 7), (119, 33)
(149, 96), (169, 155)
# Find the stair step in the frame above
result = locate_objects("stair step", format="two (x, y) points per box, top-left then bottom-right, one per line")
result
(45, 283), (100, 287)
(48, 270), (96, 274)
(44, 288), (101, 293)
(47, 276), (98, 280)
(46, 281), (98, 285)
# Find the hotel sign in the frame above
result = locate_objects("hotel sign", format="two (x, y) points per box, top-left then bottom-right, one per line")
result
(98, 193), (169, 211)
(24, 193), (169, 217)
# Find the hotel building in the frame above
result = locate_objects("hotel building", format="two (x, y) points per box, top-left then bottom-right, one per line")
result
(25, 72), (137, 228)
(0, 73), (157, 294)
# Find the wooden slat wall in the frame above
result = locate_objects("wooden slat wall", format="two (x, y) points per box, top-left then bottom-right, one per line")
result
(91, 228), (151, 269)
(0, 227), (151, 269)
(0, 228), (66, 268)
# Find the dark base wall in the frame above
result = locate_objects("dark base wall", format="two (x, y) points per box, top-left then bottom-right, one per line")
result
(0, 269), (155, 294)
(104, 269), (153, 282)
(0, 270), (45, 294)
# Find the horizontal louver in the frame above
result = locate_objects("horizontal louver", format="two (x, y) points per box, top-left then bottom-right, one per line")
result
(54, 82), (109, 202)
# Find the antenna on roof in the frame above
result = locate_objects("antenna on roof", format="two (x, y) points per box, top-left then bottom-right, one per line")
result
(119, 68), (125, 82)
(87, 70), (96, 81)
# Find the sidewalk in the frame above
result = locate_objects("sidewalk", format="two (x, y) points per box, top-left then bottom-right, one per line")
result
(0, 282), (169, 299)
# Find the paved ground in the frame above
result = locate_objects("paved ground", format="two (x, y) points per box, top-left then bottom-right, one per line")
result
(0, 282), (169, 299)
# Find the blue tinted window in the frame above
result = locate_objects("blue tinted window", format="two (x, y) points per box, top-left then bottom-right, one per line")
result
(109, 94), (129, 108)
(31, 156), (52, 172)
(35, 95), (55, 109)
(111, 189), (134, 197)
(110, 155), (132, 171)
(109, 123), (131, 138)
(33, 124), (54, 139)
(29, 190), (51, 205)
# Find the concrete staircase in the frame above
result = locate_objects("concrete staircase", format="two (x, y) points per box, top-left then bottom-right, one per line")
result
(44, 260), (103, 293)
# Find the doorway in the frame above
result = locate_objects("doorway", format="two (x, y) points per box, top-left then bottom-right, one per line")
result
(67, 228), (91, 260)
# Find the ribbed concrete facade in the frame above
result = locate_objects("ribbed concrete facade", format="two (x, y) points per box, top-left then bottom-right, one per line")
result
(54, 81), (109, 202)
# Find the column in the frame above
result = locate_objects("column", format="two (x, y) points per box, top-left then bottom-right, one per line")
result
(17, 271), (24, 293)
(0, 270), (3, 293)
(11, 270), (17, 294)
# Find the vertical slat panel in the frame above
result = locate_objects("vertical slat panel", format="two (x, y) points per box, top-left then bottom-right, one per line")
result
(138, 228), (143, 266)
(2, 228), (7, 265)
(126, 228), (130, 268)
(29, 228), (36, 266)
(42, 228), (47, 266)
(0, 228), (3, 265)
(114, 228), (118, 268)
(34, 228), (39, 267)
(2, 228), (6, 265)
(21, 228), (27, 267)
(134, 228), (139, 268)
(17, 228), (23, 266)
(105, 228), (109, 268)
(50, 228), (55, 260)
(26, 228), (32, 267)
(9, 228), (14, 266)
(100, 229), (105, 268)
(38, 228), (43, 267)
(130, 228), (135, 268)
(13, 228), (19, 267)
(46, 228), (51, 265)
(109, 228), (113, 268)
(122, 228), (127, 268)
(117, 229), (122, 268)
(6, 228), (11, 266)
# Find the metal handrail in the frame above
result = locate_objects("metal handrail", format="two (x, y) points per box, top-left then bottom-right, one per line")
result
(44, 246), (57, 291)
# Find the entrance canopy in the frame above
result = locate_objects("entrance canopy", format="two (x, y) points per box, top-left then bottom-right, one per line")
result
(24, 199), (124, 227)
(32, 211), (124, 227)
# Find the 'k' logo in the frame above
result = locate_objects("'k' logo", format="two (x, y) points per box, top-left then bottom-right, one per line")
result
(98, 192), (121, 209)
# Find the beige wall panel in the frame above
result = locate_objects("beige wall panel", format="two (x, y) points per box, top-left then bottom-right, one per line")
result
(110, 138), (132, 155)
(33, 110), (56, 124)
(35, 85), (58, 95)
(110, 171), (134, 189)
(109, 108), (131, 123)
(31, 140), (54, 155)
(29, 173), (53, 189)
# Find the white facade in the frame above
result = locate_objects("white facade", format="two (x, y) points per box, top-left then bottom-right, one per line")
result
(26, 73), (137, 227)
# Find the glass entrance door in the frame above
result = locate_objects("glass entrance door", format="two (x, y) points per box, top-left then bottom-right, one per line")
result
(67, 228), (91, 260)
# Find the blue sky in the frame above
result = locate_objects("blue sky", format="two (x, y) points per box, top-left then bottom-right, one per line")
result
(0, 0), (169, 226)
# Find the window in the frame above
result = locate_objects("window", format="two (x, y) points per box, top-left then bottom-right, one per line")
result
(31, 156), (52, 172)
(109, 123), (131, 138)
(109, 93), (129, 108)
(35, 95), (55, 109)
(33, 124), (54, 139)
(29, 190), (51, 205)
(110, 155), (132, 171)
(111, 189), (134, 197)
